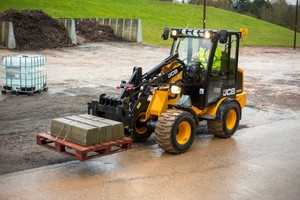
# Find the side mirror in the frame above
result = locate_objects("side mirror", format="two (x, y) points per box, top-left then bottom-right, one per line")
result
(219, 30), (228, 44)
(161, 28), (169, 40)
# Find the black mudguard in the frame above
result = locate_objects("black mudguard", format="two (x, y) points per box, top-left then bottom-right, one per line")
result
(215, 98), (242, 121)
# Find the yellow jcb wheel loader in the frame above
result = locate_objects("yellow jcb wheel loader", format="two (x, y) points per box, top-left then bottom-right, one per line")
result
(88, 28), (247, 154)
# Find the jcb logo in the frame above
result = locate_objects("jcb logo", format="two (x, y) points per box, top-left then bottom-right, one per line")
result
(223, 88), (235, 96)
(168, 69), (178, 79)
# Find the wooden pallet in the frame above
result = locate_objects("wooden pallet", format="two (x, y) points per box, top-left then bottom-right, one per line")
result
(37, 132), (132, 161)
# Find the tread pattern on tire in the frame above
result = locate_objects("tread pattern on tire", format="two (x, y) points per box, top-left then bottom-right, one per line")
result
(155, 109), (192, 154)
(207, 120), (226, 137)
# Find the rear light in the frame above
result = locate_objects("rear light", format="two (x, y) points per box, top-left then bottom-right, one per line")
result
(126, 87), (132, 91)
(116, 84), (133, 91)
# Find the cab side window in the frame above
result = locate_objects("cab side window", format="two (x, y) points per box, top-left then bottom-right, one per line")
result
(206, 38), (229, 104)
(217, 42), (228, 73)
(229, 35), (237, 85)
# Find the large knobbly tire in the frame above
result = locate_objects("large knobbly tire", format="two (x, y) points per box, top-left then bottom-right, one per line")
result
(131, 112), (152, 142)
(155, 109), (195, 154)
(207, 102), (240, 138)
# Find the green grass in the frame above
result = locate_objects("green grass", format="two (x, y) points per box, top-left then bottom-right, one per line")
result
(1, 0), (299, 47)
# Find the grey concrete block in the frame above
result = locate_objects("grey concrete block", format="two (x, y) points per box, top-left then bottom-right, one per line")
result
(78, 114), (125, 140)
(51, 118), (99, 146)
(65, 115), (112, 143)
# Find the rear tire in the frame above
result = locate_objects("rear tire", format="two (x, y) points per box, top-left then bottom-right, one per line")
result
(207, 101), (240, 138)
(155, 109), (195, 154)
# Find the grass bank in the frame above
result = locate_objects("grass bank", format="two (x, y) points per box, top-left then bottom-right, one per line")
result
(1, 0), (299, 47)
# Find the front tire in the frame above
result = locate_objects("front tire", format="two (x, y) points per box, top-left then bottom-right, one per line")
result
(207, 101), (240, 138)
(155, 109), (195, 154)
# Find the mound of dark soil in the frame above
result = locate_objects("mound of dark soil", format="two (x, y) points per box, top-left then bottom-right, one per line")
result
(75, 20), (123, 42)
(0, 9), (73, 50)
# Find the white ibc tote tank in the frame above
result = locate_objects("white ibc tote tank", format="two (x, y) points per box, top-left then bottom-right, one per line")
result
(2, 54), (47, 95)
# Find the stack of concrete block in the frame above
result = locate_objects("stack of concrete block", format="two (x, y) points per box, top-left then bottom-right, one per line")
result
(51, 114), (124, 146)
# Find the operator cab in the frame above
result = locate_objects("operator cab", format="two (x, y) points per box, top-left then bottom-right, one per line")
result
(165, 28), (241, 110)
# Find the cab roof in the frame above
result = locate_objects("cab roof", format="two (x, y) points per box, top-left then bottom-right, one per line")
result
(170, 28), (241, 38)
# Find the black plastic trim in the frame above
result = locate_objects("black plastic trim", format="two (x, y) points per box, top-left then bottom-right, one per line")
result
(215, 99), (241, 121)
(170, 105), (200, 127)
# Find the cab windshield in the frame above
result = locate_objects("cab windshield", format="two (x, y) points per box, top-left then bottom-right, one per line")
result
(171, 37), (213, 70)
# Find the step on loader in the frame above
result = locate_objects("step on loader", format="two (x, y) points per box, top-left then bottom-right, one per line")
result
(88, 28), (247, 154)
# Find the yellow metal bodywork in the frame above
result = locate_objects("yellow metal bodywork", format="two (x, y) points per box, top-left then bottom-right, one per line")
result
(191, 98), (228, 117)
(237, 67), (247, 109)
(135, 112), (148, 134)
(161, 60), (183, 84)
(236, 92), (247, 109)
(240, 28), (248, 37)
(143, 62), (183, 121)
(145, 89), (169, 120)
(194, 67), (247, 117)
(143, 62), (247, 120)
(238, 67), (245, 92)
(191, 93), (246, 119)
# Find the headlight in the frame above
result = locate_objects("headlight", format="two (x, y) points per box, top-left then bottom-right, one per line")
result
(171, 85), (181, 94)
(204, 31), (211, 39)
(171, 29), (178, 37)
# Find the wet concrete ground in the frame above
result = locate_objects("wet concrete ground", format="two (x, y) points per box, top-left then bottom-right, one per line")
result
(0, 43), (300, 199)
(0, 110), (299, 199)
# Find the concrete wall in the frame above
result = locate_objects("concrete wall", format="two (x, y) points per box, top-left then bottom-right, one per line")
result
(0, 21), (16, 49)
(0, 17), (142, 49)
(58, 19), (77, 45)
(75, 18), (143, 42)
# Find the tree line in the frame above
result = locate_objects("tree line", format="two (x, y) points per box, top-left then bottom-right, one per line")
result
(159, 0), (299, 33)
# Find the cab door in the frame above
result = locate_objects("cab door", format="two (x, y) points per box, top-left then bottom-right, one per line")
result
(206, 33), (239, 106)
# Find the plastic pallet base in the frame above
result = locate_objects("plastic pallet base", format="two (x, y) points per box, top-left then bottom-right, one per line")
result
(1, 87), (48, 96)
(37, 132), (132, 161)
